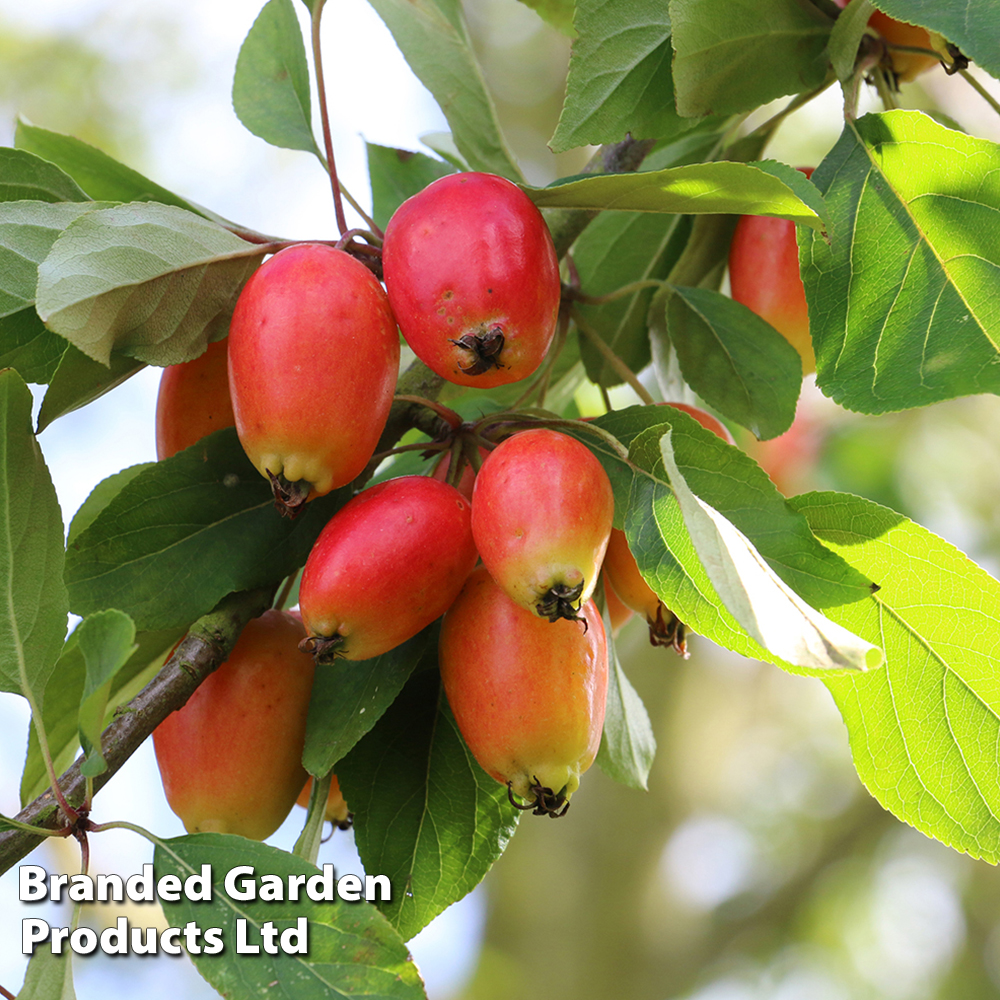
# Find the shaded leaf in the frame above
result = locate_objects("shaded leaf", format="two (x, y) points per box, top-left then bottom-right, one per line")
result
(793, 491), (1000, 863)
(303, 627), (436, 777)
(659, 430), (881, 672)
(0, 147), (87, 204)
(802, 110), (1000, 414)
(829, 0), (876, 82)
(517, 0), (575, 36)
(232, 0), (322, 157)
(17, 942), (76, 1000)
(154, 834), (426, 999)
(35, 202), (264, 366)
(669, 0), (833, 117)
(661, 284), (802, 439)
(339, 669), (518, 941)
(64, 428), (348, 630)
(367, 0), (522, 180)
(0, 309), (66, 385)
(367, 143), (455, 231)
(0, 370), (68, 702)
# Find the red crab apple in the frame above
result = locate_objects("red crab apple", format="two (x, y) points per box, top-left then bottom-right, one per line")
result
(228, 243), (400, 516)
(153, 609), (314, 840)
(728, 168), (816, 375)
(299, 476), (478, 662)
(440, 566), (609, 817)
(382, 172), (561, 388)
(296, 775), (351, 829)
(155, 337), (235, 459)
(471, 428), (614, 623)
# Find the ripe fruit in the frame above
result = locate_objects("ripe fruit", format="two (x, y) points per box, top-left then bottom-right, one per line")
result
(471, 429), (614, 623)
(228, 244), (400, 516)
(153, 610), (315, 840)
(440, 566), (609, 816)
(662, 402), (734, 444)
(382, 172), (561, 388)
(299, 476), (478, 662)
(155, 337), (235, 459)
(728, 168), (815, 374)
(603, 573), (634, 634)
(296, 775), (352, 830)
(602, 528), (688, 656)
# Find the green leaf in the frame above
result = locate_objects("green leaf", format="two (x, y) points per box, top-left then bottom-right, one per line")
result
(153, 834), (426, 999)
(0, 200), (105, 319)
(21, 626), (181, 804)
(658, 430), (882, 672)
(303, 628), (436, 777)
(0, 147), (88, 204)
(669, 0), (833, 117)
(595, 601), (656, 790)
(15, 121), (218, 217)
(792, 491), (1000, 863)
(574, 212), (690, 389)
(660, 284), (802, 439)
(517, 0), (575, 35)
(17, 941), (76, 1000)
(828, 0), (876, 82)
(35, 202), (264, 366)
(37, 346), (146, 431)
(0, 309), (66, 385)
(551, 0), (691, 153)
(0, 370), (68, 702)
(75, 609), (137, 777)
(339, 669), (519, 941)
(590, 405), (875, 614)
(232, 0), (322, 157)
(803, 110), (1000, 414)
(529, 160), (826, 228)
(367, 0), (522, 180)
(67, 463), (153, 544)
(873, 0), (1000, 80)
(64, 428), (347, 630)
(366, 143), (455, 231)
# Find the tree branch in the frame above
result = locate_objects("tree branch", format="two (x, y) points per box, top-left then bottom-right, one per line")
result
(0, 586), (273, 875)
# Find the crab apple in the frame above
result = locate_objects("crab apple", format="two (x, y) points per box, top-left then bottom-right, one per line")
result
(602, 528), (688, 657)
(153, 609), (314, 840)
(663, 402), (734, 444)
(382, 172), (561, 388)
(296, 775), (352, 829)
(299, 475), (478, 662)
(728, 168), (815, 374)
(228, 243), (400, 516)
(440, 566), (608, 817)
(603, 573), (634, 634)
(155, 337), (235, 460)
(471, 428), (614, 623)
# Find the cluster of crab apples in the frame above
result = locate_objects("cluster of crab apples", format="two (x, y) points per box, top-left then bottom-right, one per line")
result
(151, 171), (747, 839)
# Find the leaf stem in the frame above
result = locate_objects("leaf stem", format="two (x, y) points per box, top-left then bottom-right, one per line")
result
(571, 279), (666, 307)
(958, 68), (1000, 119)
(571, 308), (655, 405)
(311, 0), (348, 237)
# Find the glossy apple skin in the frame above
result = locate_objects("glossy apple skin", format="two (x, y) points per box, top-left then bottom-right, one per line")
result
(729, 168), (815, 375)
(382, 172), (561, 388)
(153, 610), (314, 840)
(296, 775), (351, 827)
(471, 429), (614, 623)
(228, 244), (400, 500)
(440, 566), (608, 812)
(603, 572), (634, 634)
(299, 476), (479, 661)
(155, 338), (235, 459)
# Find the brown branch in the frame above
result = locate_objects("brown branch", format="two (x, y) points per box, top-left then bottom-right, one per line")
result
(0, 586), (273, 875)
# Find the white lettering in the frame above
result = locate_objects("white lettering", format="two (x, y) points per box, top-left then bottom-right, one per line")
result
(366, 874), (391, 901)
(338, 874), (363, 901)
(100, 917), (128, 955)
(68, 874), (94, 902)
(157, 874), (182, 902)
(287, 874), (307, 901)
(126, 864), (154, 902)
(96, 873), (124, 901)
(236, 918), (259, 954)
(281, 918), (308, 954)
(259, 874), (284, 901)
(70, 927), (98, 955)
(225, 866), (256, 901)
(160, 927), (182, 956)
(21, 918), (49, 954)
(185, 865), (212, 901)
(307, 865), (336, 902)
(19, 866), (48, 902)
(202, 927), (224, 955)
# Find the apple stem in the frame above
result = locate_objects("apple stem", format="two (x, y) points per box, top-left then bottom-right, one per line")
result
(293, 772), (332, 865)
(572, 308), (656, 405)
(311, 0), (349, 237)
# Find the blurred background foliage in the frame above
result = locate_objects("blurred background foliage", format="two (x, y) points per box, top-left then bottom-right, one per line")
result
(4, 0), (1000, 998)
